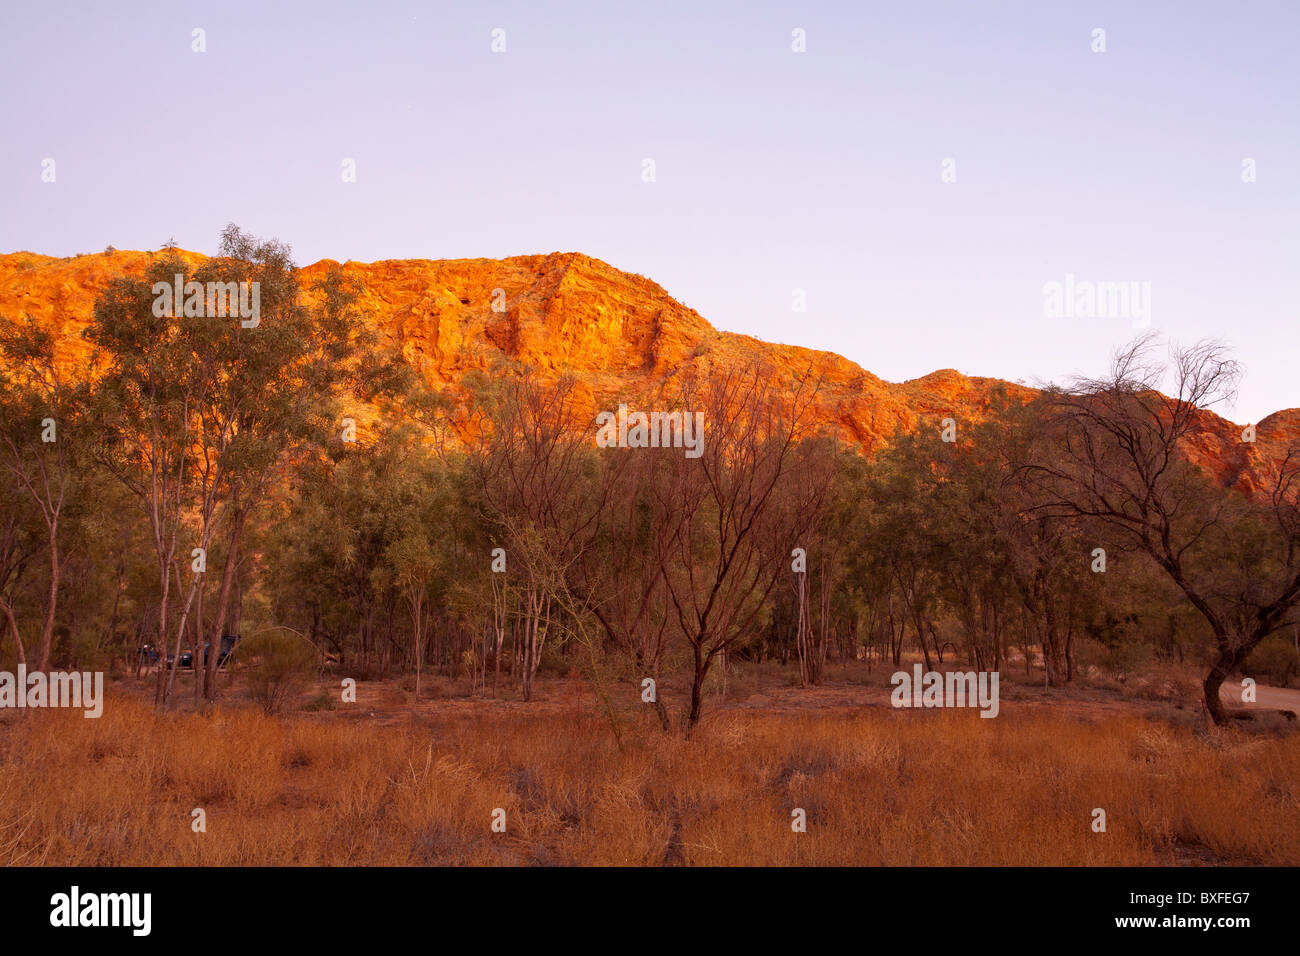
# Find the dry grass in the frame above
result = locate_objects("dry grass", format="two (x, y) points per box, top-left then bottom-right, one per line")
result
(1, 686), (1297, 866)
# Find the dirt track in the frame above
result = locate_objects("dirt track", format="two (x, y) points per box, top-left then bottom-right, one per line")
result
(1221, 682), (1300, 717)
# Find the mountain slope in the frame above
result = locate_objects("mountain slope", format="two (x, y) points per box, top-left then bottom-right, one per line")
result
(1, 248), (1294, 493)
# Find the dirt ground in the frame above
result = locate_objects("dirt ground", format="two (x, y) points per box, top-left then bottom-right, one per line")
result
(130, 656), (1299, 736)
(7, 657), (1297, 866)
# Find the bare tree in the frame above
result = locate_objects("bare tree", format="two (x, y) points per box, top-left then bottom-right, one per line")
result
(658, 363), (828, 728)
(791, 439), (838, 686)
(581, 441), (684, 728)
(470, 371), (607, 701)
(1025, 335), (1300, 723)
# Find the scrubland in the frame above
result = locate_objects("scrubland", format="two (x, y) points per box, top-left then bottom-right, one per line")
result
(1, 664), (1296, 867)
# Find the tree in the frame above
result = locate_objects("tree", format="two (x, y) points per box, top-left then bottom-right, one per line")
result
(0, 460), (40, 665)
(789, 439), (839, 686)
(580, 439), (682, 728)
(469, 371), (606, 701)
(186, 225), (396, 700)
(86, 249), (211, 704)
(377, 436), (452, 699)
(860, 430), (946, 671)
(0, 314), (83, 671)
(952, 397), (1097, 683)
(1026, 336), (1300, 723)
(658, 363), (828, 728)
(86, 226), (400, 702)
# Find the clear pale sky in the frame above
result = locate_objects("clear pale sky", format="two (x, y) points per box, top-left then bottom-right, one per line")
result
(2, 0), (1296, 421)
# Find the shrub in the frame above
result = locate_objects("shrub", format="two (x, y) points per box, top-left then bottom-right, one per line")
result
(1246, 633), (1300, 688)
(1103, 639), (1155, 680)
(234, 630), (317, 714)
(303, 691), (335, 712)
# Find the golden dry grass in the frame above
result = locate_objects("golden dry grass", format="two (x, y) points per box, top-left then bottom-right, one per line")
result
(1, 689), (1296, 866)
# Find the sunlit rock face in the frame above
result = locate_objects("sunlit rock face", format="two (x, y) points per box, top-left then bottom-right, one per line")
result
(1, 248), (1294, 495)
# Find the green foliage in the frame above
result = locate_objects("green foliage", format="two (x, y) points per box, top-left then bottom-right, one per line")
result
(7, 230), (1296, 731)
(1246, 632), (1300, 688)
(302, 690), (336, 712)
(234, 630), (317, 714)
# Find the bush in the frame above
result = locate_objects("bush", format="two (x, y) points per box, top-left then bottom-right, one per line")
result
(302, 691), (335, 712)
(1246, 634), (1300, 688)
(1122, 663), (1198, 703)
(233, 630), (317, 714)
(1103, 639), (1155, 680)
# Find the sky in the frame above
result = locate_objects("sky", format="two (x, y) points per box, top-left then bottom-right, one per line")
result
(2, 0), (1296, 421)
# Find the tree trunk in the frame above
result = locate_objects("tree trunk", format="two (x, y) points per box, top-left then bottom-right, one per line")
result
(795, 572), (811, 686)
(1203, 649), (1239, 726)
(204, 509), (245, 700)
(1203, 633), (1264, 727)
(1041, 588), (1068, 687)
(0, 600), (24, 665)
(192, 581), (205, 700)
(153, 560), (171, 705)
(912, 605), (932, 672)
(166, 562), (202, 705)
(37, 524), (59, 671)
(411, 589), (423, 701)
(687, 641), (707, 729)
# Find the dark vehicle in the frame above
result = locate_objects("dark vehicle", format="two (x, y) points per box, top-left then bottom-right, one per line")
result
(168, 633), (240, 669)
